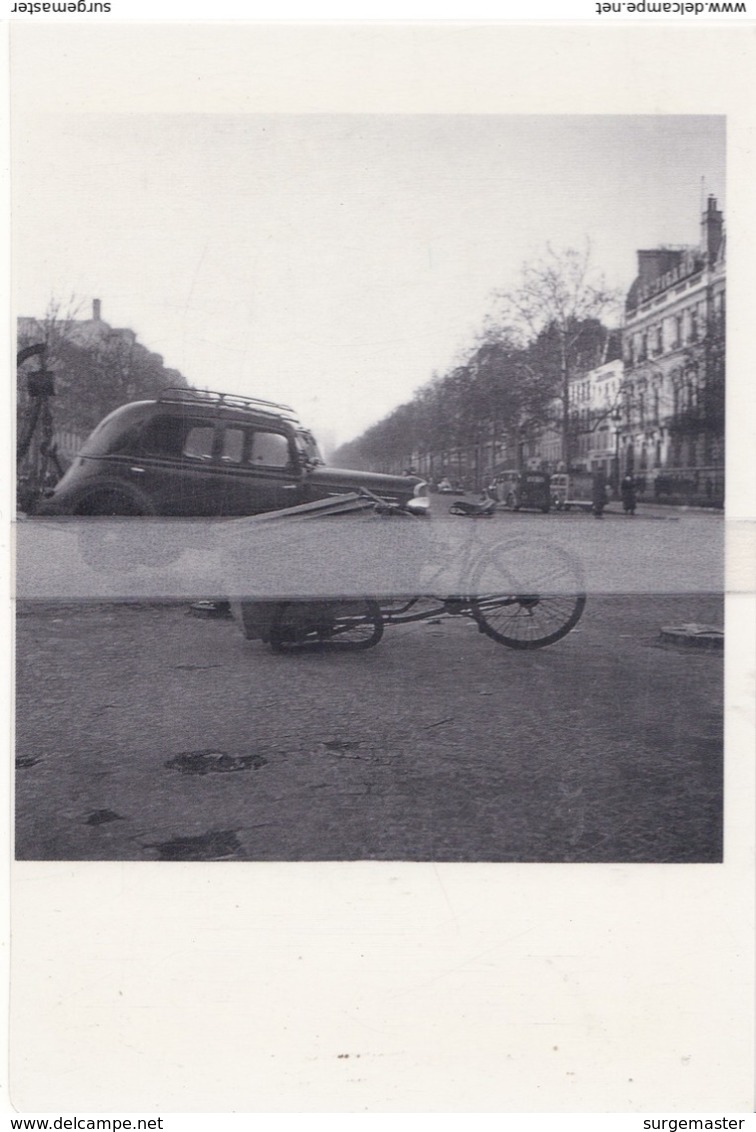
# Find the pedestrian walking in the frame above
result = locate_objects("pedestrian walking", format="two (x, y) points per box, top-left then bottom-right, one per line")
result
(620, 472), (637, 515)
(591, 469), (607, 519)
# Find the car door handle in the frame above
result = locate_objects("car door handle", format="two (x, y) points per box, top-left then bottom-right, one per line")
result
(282, 484), (298, 490)
(129, 466), (146, 475)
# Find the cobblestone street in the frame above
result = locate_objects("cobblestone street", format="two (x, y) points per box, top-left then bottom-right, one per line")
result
(16, 581), (723, 862)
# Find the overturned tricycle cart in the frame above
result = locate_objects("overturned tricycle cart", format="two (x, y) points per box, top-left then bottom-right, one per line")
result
(226, 491), (586, 654)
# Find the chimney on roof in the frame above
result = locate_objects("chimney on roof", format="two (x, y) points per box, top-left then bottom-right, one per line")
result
(92, 298), (101, 321)
(701, 195), (723, 263)
(636, 248), (683, 288)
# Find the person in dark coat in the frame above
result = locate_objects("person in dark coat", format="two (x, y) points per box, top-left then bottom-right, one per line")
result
(591, 469), (607, 518)
(620, 472), (637, 515)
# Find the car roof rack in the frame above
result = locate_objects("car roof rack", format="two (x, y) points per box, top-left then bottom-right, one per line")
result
(158, 387), (301, 423)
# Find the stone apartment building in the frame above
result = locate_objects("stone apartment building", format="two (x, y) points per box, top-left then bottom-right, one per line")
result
(568, 357), (625, 481)
(620, 195), (725, 501)
(526, 346), (624, 480)
(527, 197), (725, 504)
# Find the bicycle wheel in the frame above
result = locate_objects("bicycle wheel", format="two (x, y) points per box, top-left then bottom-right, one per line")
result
(469, 541), (586, 649)
(269, 599), (384, 652)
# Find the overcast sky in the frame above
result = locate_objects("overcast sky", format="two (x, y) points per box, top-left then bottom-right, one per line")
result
(13, 113), (725, 452)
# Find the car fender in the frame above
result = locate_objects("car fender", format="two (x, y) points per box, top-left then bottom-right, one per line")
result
(63, 475), (160, 517)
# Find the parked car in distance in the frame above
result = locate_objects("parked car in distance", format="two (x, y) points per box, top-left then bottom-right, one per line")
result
(35, 388), (429, 518)
(489, 469), (551, 513)
(550, 472), (595, 512)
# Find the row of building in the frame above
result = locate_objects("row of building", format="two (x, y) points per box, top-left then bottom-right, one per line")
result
(410, 196), (726, 505)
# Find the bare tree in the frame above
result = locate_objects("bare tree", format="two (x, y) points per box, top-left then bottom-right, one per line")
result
(487, 243), (621, 468)
(17, 294), (191, 434)
(331, 246), (622, 481)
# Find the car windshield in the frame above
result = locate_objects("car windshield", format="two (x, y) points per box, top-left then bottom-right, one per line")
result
(295, 429), (324, 464)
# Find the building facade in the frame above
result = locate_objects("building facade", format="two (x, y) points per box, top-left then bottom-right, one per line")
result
(528, 196), (725, 504)
(526, 356), (625, 480)
(568, 357), (625, 480)
(620, 196), (725, 502)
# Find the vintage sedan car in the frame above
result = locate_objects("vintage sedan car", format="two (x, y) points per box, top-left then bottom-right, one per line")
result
(549, 472), (594, 512)
(35, 388), (429, 518)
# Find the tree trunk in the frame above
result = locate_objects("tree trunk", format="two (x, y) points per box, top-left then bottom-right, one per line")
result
(561, 337), (570, 470)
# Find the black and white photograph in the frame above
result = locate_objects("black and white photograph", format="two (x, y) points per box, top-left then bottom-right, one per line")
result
(7, 20), (754, 1117)
(15, 111), (727, 863)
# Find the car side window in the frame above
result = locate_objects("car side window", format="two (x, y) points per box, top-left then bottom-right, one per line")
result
(139, 415), (186, 458)
(248, 430), (290, 468)
(183, 426), (216, 461)
(219, 427), (245, 464)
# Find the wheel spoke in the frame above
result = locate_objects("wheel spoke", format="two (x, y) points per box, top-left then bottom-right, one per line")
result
(469, 541), (585, 649)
